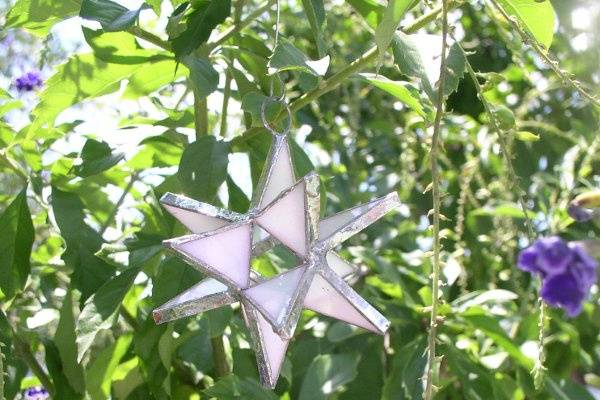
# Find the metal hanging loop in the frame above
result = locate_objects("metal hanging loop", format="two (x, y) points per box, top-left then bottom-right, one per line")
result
(261, 95), (292, 136)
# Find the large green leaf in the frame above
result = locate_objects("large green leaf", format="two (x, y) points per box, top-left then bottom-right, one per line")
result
(299, 353), (361, 400)
(497, 0), (555, 49)
(177, 136), (230, 202)
(374, 0), (414, 68)
(80, 0), (148, 32)
(5, 0), (81, 36)
(86, 334), (133, 400)
(28, 54), (144, 137)
(301, 0), (327, 58)
(123, 59), (183, 98)
(461, 309), (534, 369)
(76, 267), (139, 362)
(183, 56), (219, 99)
(359, 73), (427, 118)
(51, 187), (115, 301)
(171, 0), (231, 56)
(0, 188), (34, 298)
(268, 37), (330, 76)
(346, 0), (385, 29)
(392, 32), (465, 101)
(73, 139), (125, 178)
(55, 290), (86, 394)
(202, 375), (278, 400)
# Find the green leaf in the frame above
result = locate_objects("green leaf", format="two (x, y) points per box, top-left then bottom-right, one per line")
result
(301, 0), (327, 58)
(44, 340), (84, 399)
(123, 59), (183, 98)
(227, 176), (250, 213)
(515, 130), (540, 142)
(76, 267), (139, 362)
(382, 338), (427, 400)
(299, 353), (361, 400)
(183, 56), (219, 99)
(497, 0), (556, 49)
(55, 290), (86, 394)
(268, 37), (330, 76)
(461, 309), (534, 369)
(28, 54), (145, 137)
(51, 187), (116, 301)
(202, 375), (278, 400)
(80, 0), (148, 32)
(82, 28), (166, 64)
(86, 334), (133, 400)
(359, 73), (427, 118)
(374, 0), (413, 68)
(0, 188), (34, 299)
(392, 33), (465, 101)
(73, 139), (125, 177)
(346, 0), (385, 29)
(177, 136), (230, 202)
(171, 0), (231, 56)
(5, 0), (81, 36)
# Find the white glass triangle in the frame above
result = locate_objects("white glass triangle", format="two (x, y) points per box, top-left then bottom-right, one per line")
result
(259, 140), (295, 209)
(176, 224), (252, 288)
(252, 224), (271, 244)
(163, 204), (230, 233)
(256, 183), (307, 257)
(326, 252), (357, 279)
(258, 311), (288, 380)
(244, 266), (306, 323)
(318, 202), (373, 240)
(304, 273), (379, 332)
(163, 278), (228, 306)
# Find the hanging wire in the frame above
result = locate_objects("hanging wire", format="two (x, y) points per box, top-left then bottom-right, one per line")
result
(261, 0), (291, 136)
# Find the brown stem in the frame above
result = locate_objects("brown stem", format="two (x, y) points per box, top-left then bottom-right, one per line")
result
(210, 336), (230, 377)
(424, 0), (450, 398)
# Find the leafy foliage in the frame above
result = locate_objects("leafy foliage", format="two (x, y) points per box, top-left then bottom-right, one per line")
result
(1, 0), (599, 399)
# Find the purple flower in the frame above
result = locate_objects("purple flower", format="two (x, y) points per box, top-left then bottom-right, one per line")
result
(568, 203), (594, 222)
(541, 272), (585, 317)
(14, 71), (43, 92)
(24, 387), (49, 400)
(517, 237), (598, 317)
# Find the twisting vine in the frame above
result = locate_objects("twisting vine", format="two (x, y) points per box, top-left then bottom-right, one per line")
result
(457, 41), (547, 389)
(423, 0), (450, 398)
(486, 0), (600, 107)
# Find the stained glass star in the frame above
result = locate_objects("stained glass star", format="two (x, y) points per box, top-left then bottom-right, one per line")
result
(153, 132), (400, 387)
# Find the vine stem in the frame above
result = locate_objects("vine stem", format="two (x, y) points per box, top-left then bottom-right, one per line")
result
(486, 0), (600, 107)
(423, 1), (449, 399)
(99, 172), (138, 236)
(194, 90), (209, 139)
(458, 41), (546, 387)
(286, 5), (448, 117)
(10, 329), (54, 395)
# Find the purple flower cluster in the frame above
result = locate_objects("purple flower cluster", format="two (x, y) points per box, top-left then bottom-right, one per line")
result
(14, 71), (43, 92)
(518, 236), (598, 317)
(23, 387), (49, 400)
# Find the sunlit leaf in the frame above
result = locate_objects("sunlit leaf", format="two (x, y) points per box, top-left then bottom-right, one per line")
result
(0, 188), (33, 299)
(497, 0), (556, 49)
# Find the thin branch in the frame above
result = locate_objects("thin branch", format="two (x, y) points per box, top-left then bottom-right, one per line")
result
(11, 332), (54, 395)
(281, 4), (450, 119)
(423, 0), (449, 398)
(128, 26), (172, 51)
(0, 150), (28, 183)
(220, 71), (233, 137)
(211, 336), (230, 377)
(193, 91), (209, 139)
(207, 0), (276, 52)
(458, 40), (547, 388)
(458, 45), (535, 240)
(486, 0), (600, 107)
(99, 173), (138, 236)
